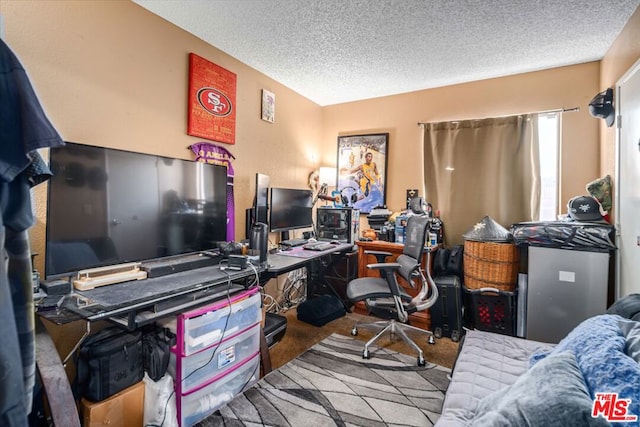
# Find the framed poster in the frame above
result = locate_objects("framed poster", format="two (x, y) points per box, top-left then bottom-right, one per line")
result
(336, 133), (388, 213)
(261, 89), (275, 123)
(187, 53), (237, 144)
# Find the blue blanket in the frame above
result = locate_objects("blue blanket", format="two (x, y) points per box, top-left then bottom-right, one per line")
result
(531, 314), (640, 425)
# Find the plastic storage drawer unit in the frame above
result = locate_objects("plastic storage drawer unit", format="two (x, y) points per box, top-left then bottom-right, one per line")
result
(171, 323), (261, 393)
(177, 287), (261, 356)
(178, 353), (260, 427)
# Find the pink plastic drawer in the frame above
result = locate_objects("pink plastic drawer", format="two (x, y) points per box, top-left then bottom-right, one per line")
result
(170, 323), (260, 394)
(176, 287), (261, 356)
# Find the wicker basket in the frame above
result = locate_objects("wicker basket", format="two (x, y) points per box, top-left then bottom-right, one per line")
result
(463, 240), (519, 291)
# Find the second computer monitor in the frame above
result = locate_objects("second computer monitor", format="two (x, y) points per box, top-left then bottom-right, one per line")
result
(269, 188), (314, 234)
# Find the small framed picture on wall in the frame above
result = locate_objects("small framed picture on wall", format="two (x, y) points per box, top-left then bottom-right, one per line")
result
(261, 89), (275, 123)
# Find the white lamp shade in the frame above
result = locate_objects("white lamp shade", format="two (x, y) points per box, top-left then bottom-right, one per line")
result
(319, 167), (337, 187)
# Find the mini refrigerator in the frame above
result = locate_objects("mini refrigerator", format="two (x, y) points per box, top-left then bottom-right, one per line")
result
(526, 246), (610, 343)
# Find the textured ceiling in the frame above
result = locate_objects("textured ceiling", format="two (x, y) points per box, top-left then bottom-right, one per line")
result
(133, 0), (639, 106)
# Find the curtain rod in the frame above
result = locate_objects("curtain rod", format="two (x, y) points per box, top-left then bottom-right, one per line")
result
(417, 107), (580, 127)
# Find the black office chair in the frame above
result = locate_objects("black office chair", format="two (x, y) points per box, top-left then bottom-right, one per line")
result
(346, 215), (438, 366)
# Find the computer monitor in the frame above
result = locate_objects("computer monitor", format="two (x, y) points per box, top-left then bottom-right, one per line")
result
(269, 188), (313, 235)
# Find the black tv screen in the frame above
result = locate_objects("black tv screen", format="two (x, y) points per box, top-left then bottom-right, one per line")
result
(269, 187), (313, 232)
(45, 142), (227, 279)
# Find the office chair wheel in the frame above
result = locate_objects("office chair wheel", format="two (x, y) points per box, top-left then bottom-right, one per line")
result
(417, 356), (426, 367)
(451, 330), (460, 342)
(434, 327), (443, 339)
(428, 335), (436, 345)
(362, 349), (370, 359)
(351, 327), (358, 336)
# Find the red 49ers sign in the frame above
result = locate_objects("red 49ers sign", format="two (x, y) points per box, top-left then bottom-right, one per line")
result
(187, 53), (237, 144)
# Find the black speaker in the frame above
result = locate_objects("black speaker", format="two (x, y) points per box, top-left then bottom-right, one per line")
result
(40, 278), (72, 295)
(245, 208), (255, 240)
(249, 222), (268, 265)
(140, 253), (219, 278)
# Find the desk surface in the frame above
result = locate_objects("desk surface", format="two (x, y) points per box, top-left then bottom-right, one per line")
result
(40, 263), (261, 328)
(265, 243), (355, 276)
(40, 244), (354, 328)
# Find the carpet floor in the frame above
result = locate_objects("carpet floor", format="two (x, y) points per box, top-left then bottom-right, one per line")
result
(198, 333), (451, 426)
(268, 308), (461, 371)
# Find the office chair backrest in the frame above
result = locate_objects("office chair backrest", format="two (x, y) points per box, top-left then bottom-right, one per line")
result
(396, 215), (430, 285)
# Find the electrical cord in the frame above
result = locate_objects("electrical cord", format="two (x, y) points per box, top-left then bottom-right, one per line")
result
(261, 292), (281, 313)
(281, 268), (306, 308)
(246, 262), (260, 289)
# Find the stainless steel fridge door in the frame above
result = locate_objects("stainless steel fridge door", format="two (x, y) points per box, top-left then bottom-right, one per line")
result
(526, 246), (609, 343)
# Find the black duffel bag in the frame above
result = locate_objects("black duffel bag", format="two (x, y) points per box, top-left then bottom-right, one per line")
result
(142, 324), (176, 381)
(75, 326), (144, 402)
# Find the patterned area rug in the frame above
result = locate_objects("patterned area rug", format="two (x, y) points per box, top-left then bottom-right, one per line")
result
(198, 333), (451, 426)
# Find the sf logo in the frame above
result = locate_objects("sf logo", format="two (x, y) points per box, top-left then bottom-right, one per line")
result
(197, 88), (232, 117)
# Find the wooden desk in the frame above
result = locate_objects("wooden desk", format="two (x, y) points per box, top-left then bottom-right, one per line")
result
(355, 240), (433, 330)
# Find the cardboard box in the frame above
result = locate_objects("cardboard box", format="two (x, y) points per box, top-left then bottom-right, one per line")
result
(81, 380), (144, 427)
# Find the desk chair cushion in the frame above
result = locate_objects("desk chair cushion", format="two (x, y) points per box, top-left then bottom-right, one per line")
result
(347, 277), (412, 304)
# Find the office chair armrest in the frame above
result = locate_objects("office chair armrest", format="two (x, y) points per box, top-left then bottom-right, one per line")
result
(366, 262), (401, 273)
(363, 250), (393, 263)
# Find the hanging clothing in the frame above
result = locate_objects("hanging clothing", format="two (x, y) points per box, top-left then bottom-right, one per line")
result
(189, 142), (236, 241)
(1, 38), (64, 426)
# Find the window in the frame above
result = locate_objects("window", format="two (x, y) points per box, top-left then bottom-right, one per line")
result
(537, 113), (559, 221)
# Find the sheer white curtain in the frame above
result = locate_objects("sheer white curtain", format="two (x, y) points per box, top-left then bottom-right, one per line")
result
(422, 114), (540, 246)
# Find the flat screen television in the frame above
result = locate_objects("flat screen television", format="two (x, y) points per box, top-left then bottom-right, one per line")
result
(45, 142), (228, 279)
(269, 187), (313, 233)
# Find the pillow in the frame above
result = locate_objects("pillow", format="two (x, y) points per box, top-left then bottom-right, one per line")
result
(606, 293), (640, 320)
(531, 314), (640, 422)
(472, 351), (609, 426)
(619, 318), (640, 363)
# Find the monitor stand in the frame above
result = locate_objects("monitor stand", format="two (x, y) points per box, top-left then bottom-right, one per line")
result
(280, 231), (290, 241)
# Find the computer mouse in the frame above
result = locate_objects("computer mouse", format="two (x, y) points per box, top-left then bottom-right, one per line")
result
(308, 238), (317, 243)
(330, 240), (340, 244)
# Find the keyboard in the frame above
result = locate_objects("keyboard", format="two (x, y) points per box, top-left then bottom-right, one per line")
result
(303, 242), (334, 251)
(280, 238), (308, 247)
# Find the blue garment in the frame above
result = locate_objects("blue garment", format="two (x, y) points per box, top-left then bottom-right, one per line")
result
(0, 38), (64, 182)
(0, 38), (63, 426)
(0, 217), (27, 426)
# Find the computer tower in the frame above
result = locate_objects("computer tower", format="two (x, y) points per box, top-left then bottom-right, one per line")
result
(430, 275), (463, 342)
(316, 207), (359, 244)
